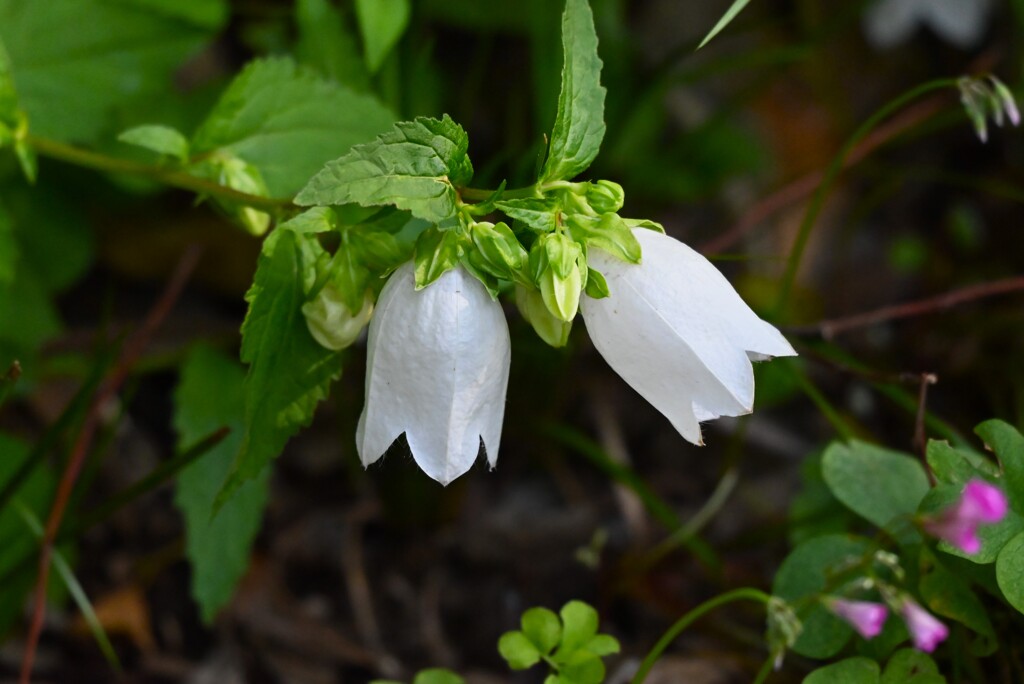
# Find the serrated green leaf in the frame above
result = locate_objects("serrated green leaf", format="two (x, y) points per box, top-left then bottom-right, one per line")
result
(118, 124), (189, 162)
(414, 226), (463, 288)
(699, 0), (753, 49)
(0, 0), (218, 143)
(556, 600), (599, 658)
(880, 649), (942, 684)
(498, 630), (542, 670)
(521, 607), (561, 655)
(295, 0), (369, 90)
(540, 0), (606, 183)
(974, 419), (1024, 515)
(496, 197), (559, 234)
(822, 441), (929, 539)
(355, 0), (410, 73)
(802, 657), (880, 684)
(568, 213), (641, 263)
(296, 115), (473, 223)
(773, 534), (871, 658)
(192, 57), (394, 197)
(174, 346), (269, 623)
(220, 230), (342, 504)
(996, 530), (1024, 614)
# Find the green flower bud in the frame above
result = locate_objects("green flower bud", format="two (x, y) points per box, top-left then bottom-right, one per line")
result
(515, 284), (572, 348)
(531, 233), (583, 322)
(469, 220), (528, 281)
(302, 283), (373, 351)
(585, 180), (625, 214)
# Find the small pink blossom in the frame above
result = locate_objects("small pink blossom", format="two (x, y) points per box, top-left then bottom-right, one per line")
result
(900, 600), (948, 652)
(827, 599), (888, 639)
(923, 479), (1009, 554)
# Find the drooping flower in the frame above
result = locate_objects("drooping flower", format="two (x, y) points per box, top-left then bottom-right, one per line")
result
(863, 0), (993, 50)
(356, 262), (511, 485)
(923, 478), (1008, 554)
(899, 599), (949, 652)
(580, 228), (797, 445)
(826, 598), (888, 639)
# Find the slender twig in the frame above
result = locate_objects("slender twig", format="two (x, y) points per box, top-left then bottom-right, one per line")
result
(27, 135), (291, 213)
(18, 247), (202, 684)
(786, 275), (1024, 338)
(701, 94), (949, 255)
(913, 373), (938, 469)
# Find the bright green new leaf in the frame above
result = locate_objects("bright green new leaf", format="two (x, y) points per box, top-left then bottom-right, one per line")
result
(560, 649), (605, 684)
(498, 630), (542, 670)
(802, 657), (880, 684)
(496, 197), (559, 234)
(220, 230), (343, 504)
(773, 534), (871, 658)
(567, 213), (641, 264)
(556, 600), (599, 656)
(583, 267), (609, 299)
(470, 221), (529, 282)
(540, 0), (606, 183)
(521, 606), (562, 654)
(192, 57), (394, 197)
(412, 669), (464, 684)
(296, 115), (473, 224)
(822, 441), (930, 537)
(414, 226), (464, 289)
(118, 124), (190, 162)
(996, 530), (1024, 614)
(295, 0), (369, 90)
(174, 345), (269, 623)
(699, 0), (753, 49)
(0, 0), (217, 143)
(355, 0), (411, 73)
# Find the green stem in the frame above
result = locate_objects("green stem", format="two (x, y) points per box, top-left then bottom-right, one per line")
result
(631, 588), (773, 684)
(773, 78), (957, 315)
(27, 135), (292, 213)
(752, 655), (776, 684)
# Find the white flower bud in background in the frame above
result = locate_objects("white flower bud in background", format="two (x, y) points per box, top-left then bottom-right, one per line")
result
(302, 282), (373, 351)
(863, 0), (993, 50)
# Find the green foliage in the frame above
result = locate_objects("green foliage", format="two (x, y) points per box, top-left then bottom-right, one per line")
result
(974, 419), (1024, 514)
(296, 115), (473, 224)
(498, 600), (619, 684)
(821, 441), (930, 540)
(414, 226), (464, 289)
(804, 649), (947, 684)
(995, 531), (1024, 613)
(191, 57), (395, 197)
(0, 0), (218, 143)
(220, 228), (343, 505)
(118, 124), (189, 162)
(173, 346), (269, 623)
(370, 668), (464, 684)
(354, 0), (410, 74)
(803, 657), (880, 684)
(294, 0), (369, 90)
(540, 0), (606, 183)
(699, 0), (754, 49)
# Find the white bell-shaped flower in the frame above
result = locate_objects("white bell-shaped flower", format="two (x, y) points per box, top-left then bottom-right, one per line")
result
(580, 228), (796, 445)
(863, 0), (993, 50)
(356, 262), (511, 484)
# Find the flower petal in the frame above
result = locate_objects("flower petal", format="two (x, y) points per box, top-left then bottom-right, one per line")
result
(581, 229), (795, 444)
(356, 263), (511, 484)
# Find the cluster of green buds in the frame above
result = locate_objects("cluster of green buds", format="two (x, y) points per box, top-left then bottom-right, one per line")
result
(958, 75), (1021, 143)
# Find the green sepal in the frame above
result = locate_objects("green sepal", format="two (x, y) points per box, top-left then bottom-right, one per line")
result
(584, 267), (609, 299)
(469, 221), (528, 282)
(539, 261), (582, 322)
(543, 233), (582, 279)
(118, 124), (190, 162)
(516, 285), (572, 348)
(414, 226), (464, 288)
(567, 212), (641, 264)
(496, 197), (559, 234)
(622, 217), (665, 233)
(583, 180), (624, 214)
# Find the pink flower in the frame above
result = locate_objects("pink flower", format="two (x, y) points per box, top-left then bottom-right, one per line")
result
(827, 599), (888, 639)
(900, 600), (949, 652)
(923, 479), (1009, 554)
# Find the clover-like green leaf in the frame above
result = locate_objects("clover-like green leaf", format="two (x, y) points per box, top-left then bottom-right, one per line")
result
(521, 606), (562, 655)
(498, 630), (542, 670)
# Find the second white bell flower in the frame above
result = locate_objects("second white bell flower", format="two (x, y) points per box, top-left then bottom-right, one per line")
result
(356, 262), (511, 485)
(580, 228), (796, 445)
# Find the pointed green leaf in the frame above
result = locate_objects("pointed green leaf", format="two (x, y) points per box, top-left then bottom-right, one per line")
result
(192, 57), (395, 197)
(699, 0), (753, 49)
(296, 115), (473, 223)
(119, 124), (189, 162)
(540, 0), (606, 183)
(174, 346), (269, 623)
(568, 213), (641, 263)
(354, 0), (411, 73)
(220, 230), (343, 503)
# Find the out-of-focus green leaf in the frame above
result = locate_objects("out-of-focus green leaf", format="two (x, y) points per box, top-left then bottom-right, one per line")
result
(118, 124), (189, 162)
(174, 345), (268, 623)
(354, 0), (410, 73)
(918, 549), (995, 638)
(297, 115), (473, 224)
(112, 0), (229, 29)
(219, 230), (342, 506)
(699, 0), (752, 49)
(802, 657), (880, 684)
(540, 0), (606, 183)
(0, 0), (218, 143)
(996, 531), (1024, 614)
(0, 203), (16, 284)
(295, 0), (369, 91)
(974, 419), (1024, 515)
(879, 649), (943, 684)
(191, 57), (394, 197)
